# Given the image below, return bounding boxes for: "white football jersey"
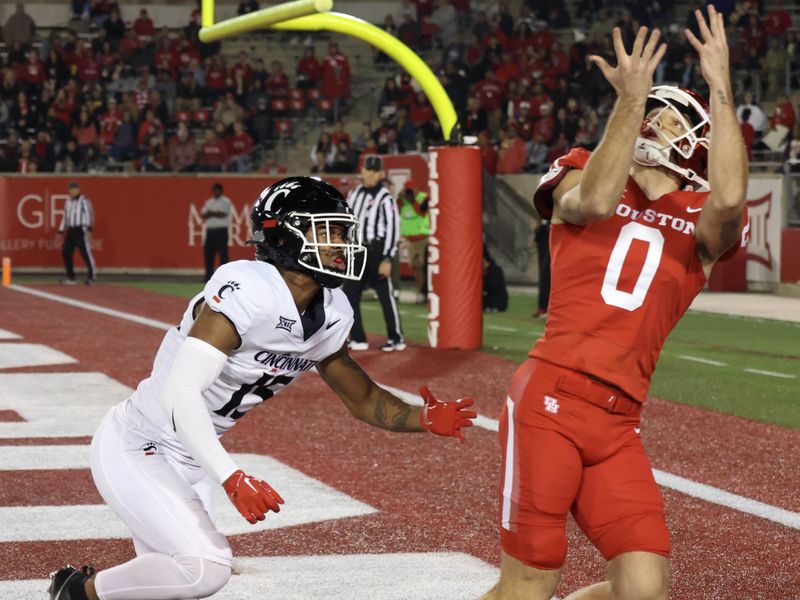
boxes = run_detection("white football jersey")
[116,260,353,463]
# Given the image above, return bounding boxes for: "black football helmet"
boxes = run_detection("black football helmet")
[249,177,366,288]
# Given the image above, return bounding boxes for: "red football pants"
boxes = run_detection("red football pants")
[498,359,670,569]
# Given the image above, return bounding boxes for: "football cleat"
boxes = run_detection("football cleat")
[380,340,407,352]
[48,564,95,600]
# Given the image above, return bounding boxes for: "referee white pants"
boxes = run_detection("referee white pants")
[89,407,232,599]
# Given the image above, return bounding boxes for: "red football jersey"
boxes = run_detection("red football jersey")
[531,148,748,402]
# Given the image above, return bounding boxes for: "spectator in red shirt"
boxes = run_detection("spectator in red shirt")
[321,41,351,120]
[18,50,46,93]
[226,120,254,172]
[740,108,755,160]
[119,30,141,60]
[331,120,351,146]
[475,67,504,135]
[296,46,322,90]
[497,124,526,174]
[262,149,288,175]
[99,96,122,149]
[265,60,289,97]
[133,8,155,41]
[78,49,101,83]
[204,56,229,103]
[231,51,253,97]
[494,51,521,86]
[72,108,98,157]
[169,122,197,172]
[198,128,228,172]
[478,129,497,175]
[771,94,796,131]
[137,109,163,149]
[532,101,555,144]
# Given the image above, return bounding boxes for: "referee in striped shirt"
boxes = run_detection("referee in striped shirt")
[58,181,96,285]
[343,155,406,352]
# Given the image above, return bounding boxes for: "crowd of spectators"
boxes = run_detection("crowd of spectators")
[0,0,352,174]
[2,0,800,176]
[367,0,800,175]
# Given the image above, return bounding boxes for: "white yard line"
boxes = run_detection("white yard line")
[677,354,796,379]
[7,285,799,532]
[743,368,796,379]
[676,355,728,367]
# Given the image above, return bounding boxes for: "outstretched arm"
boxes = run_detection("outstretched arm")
[317,345,477,441]
[317,345,421,431]
[686,6,748,269]
[555,27,666,225]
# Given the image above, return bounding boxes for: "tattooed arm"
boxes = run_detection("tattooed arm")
[686,6,748,270]
[317,345,422,432]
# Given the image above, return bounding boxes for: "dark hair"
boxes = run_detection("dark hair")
[212,182,223,192]
[742,108,751,121]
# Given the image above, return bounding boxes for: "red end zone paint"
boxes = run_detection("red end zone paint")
[0,284,799,597]
[0,410,24,422]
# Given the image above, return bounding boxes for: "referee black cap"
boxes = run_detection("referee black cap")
[212,182,223,192]
[68,181,80,188]
[364,155,382,171]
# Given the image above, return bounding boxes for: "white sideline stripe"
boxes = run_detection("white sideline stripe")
[653,471,800,530]
[0,329,21,340]
[0,343,77,370]
[0,553,500,600]
[7,285,173,331]
[743,368,796,379]
[13,287,800,532]
[677,354,728,366]
[0,452,376,542]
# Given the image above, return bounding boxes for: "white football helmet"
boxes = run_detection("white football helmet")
[633,86,711,191]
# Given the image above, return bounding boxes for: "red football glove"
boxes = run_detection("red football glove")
[419,386,477,443]
[223,469,284,524]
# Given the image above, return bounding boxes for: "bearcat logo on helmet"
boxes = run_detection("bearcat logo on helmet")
[248,177,367,288]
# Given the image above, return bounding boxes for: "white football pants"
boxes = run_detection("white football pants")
[89,407,233,599]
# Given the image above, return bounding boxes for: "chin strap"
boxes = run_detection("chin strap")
[633,137,709,192]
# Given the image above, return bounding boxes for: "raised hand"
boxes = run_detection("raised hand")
[419,386,477,443]
[223,469,284,524]
[589,27,667,101]
[685,5,731,90]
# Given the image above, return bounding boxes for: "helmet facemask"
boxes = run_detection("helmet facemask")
[254,211,366,288]
[633,86,711,191]
[285,212,367,283]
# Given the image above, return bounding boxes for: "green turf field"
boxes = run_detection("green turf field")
[112,280,800,430]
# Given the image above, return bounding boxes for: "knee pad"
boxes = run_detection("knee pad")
[173,555,231,598]
[501,524,567,570]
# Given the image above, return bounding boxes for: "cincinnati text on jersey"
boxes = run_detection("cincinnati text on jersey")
[253,350,318,372]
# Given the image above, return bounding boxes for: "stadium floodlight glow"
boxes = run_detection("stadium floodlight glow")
[199,0,459,142]
[199,0,333,42]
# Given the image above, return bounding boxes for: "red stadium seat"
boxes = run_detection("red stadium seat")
[192,109,210,124]
[307,88,322,102]
[274,118,293,140]
[288,88,305,102]
[316,97,333,117]
[175,111,191,123]
[270,97,289,115]
[289,98,306,115]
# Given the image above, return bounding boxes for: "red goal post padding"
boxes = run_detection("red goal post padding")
[427,147,483,350]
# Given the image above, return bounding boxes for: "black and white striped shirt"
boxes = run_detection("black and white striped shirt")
[59,195,94,232]
[347,184,400,259]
